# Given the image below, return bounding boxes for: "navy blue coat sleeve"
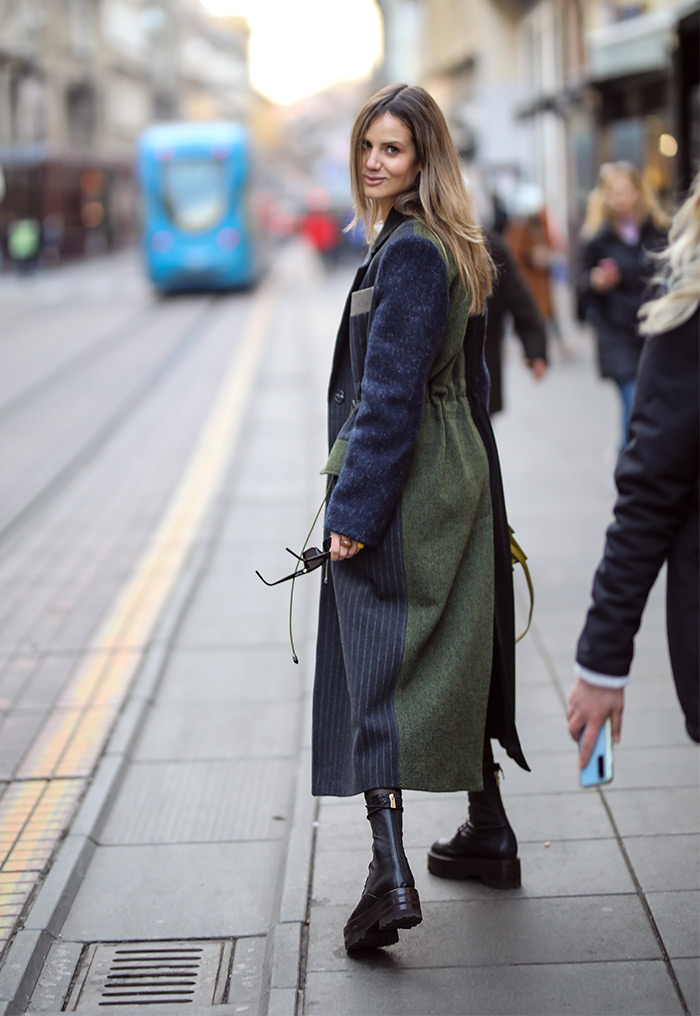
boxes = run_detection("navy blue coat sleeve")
[576,309,700,676]
[324,235,450,546]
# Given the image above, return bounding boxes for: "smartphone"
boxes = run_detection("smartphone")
[579,717,614,787]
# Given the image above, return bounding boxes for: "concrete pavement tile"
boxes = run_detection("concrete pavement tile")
[616,707,691,748]
[311,836,632,908]
[605,746,699,789]
[646,891,700,958]
[306,896,661,972]
[131,699,300,762]
[603,788,699,836]
[314,790,613,853]
[26,941,83,1012]
[672,958,700,1015]
[99,758,294,844]
[497,750,583,792]
[303,960,683,1015]
[514,710,576,751]
[60,841,282,940]
[622,835,699,892]
[0,711,50,780]
[155,647,296,701]
[508,681,565,717]
[228,936,266,1014]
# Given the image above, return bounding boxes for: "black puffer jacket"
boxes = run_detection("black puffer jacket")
[576,308,700,742]
[578,219,666,379]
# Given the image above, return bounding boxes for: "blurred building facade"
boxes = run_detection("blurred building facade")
[0,0,250,262]
[377,0,698,249]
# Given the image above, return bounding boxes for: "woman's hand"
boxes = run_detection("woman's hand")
[590,259,620,292]
[567,678,624,767]
[525,358,547,380]
[330,532,363,562]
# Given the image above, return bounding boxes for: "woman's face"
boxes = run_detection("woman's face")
[605,173,641,220]
[360,112,421,217]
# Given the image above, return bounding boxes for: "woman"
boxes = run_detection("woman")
[578,162,668,449]
[313,84,528,953]
[569,175,700,767]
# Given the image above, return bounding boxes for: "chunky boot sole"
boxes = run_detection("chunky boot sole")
[344,887,422,952]
[427,850,521,889]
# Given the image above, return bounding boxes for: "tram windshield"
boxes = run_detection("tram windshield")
[162,159,226,232]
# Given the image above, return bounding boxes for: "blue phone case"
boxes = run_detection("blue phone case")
[579,718,614,787]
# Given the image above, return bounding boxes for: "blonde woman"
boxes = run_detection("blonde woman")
[570,174,700,766]
[578,162,668,449]
[313,84,529,952]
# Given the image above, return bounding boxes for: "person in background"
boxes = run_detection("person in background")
[505,184,560,344]
[577,162,668,450]
[484,228,548,416]
[568,174,700,766]
[313,84,528,953]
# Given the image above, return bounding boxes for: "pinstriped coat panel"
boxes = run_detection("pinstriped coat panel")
[312,211,527,797]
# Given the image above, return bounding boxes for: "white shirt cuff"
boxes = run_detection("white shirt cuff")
[575,662,630,689]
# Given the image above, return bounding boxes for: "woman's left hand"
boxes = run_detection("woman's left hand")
[330,532,363,562]
[567,678,624,768]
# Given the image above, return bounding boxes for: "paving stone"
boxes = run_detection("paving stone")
[672,958,700,1015]
[623,835,699,892]
[303,960,683,1015]
[311,835,633,909]
[307,896,662,973]
[604,788,700,836]
[646,891,700,959]
[131,699,300,762]
[60,841,282,941]
[154,646,298,702]
[98,758,294,844]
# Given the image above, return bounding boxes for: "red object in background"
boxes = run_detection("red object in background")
[300,211,340,254]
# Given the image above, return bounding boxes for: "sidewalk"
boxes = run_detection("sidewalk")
[9,258,699,1016]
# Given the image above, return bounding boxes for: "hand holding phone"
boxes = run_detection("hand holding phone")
[579,717,614,787]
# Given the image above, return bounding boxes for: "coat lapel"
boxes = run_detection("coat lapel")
[327,210,410,397]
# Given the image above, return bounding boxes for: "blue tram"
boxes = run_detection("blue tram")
[138,122,258,292]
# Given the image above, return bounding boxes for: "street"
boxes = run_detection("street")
[0,246,697,1015]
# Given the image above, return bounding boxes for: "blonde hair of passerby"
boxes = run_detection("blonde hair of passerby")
[639,173,700,336]
[581,161,669,240]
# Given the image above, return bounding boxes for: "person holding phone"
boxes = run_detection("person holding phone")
[578,163,668,451]
[569,175,700,768]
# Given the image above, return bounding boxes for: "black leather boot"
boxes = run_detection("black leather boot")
[427,748,521,889]
[343,789,422,952]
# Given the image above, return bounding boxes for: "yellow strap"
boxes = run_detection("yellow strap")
[509,527,534,643]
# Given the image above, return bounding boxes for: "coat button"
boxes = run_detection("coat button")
[334,389,345,404]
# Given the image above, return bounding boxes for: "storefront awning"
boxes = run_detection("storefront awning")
[586,7,677,81]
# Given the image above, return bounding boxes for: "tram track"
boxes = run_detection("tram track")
[0,293,224,554]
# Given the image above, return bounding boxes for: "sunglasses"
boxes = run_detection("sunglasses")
[255,537,331,587]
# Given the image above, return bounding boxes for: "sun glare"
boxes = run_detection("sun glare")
[201,0,383,105]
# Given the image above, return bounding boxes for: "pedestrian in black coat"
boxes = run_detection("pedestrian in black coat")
[578,162,668,449]
[483,229,548,415]
[569,176,700,766]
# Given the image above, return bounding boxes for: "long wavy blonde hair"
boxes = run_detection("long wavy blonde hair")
[581,161,670,239]
[639,173,700,337]
[348,84,493,314]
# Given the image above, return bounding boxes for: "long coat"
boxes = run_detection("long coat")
[312,210,528,797]
[576,308,699,742]
[578,219,666,380]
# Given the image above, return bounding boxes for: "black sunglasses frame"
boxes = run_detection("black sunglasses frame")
[255,537,331,587]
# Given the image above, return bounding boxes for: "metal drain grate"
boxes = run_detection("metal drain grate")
[67,940,232,1010]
